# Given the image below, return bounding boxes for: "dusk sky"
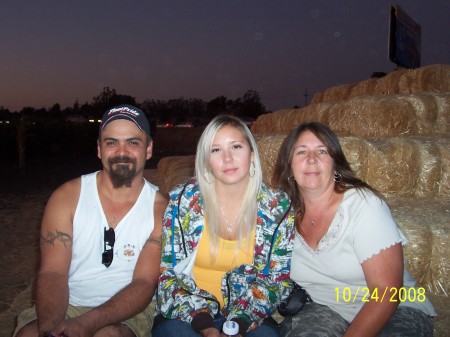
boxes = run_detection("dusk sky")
[1,1,449,112]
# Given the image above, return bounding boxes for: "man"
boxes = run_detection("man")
[14,104,167,337]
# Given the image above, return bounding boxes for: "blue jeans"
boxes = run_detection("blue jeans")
[152,314,280,337]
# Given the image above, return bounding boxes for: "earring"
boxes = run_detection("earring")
[288,175,296,182]
[204,170,215,184]
[249,162,256,177]
[334,172,342,182]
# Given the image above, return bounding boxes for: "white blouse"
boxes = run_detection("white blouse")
[291,188,436,322]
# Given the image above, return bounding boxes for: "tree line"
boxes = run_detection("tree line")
[0,87,267,175]
[0,87,267,126]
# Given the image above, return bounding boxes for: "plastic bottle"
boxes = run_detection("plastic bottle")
[222,320,239,337]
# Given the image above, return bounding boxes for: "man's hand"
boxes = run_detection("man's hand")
[50,316,96,337]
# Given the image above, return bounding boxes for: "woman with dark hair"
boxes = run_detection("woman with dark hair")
[153,115,295,337]
[273,122,435,337]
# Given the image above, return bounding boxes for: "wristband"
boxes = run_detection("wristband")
[231,318,249,336]
[191,312,215,332]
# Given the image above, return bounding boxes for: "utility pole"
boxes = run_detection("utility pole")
[304,88,309,107]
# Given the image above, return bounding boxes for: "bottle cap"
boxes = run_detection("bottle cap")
[223,320,239,335]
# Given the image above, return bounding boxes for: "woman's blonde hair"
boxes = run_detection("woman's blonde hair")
[195,115,262,259]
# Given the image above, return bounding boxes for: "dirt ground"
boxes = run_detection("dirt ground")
[0,154,101,337]
[0,190,45,337]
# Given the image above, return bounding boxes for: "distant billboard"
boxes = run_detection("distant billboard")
[388,5,421,68]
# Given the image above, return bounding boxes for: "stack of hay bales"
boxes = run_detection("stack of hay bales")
[309,64,450,104]
[148,64,449,336]
[251,93,449,136]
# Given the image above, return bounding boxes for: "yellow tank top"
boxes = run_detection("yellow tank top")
[193,223,255,307]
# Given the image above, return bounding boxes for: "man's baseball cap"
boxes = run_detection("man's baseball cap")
[100,104,151,137]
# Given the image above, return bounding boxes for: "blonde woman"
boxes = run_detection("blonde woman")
[153,115,294,337]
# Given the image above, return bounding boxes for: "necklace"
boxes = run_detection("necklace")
[220,207,238,233]
[303,192,338,227]
[302,217,317,227]
[303,210,325,227]
[304,213,323,227]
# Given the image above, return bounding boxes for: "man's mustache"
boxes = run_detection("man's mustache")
[109,156,135,164]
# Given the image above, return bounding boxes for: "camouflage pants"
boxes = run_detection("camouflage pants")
[280,302,433,337]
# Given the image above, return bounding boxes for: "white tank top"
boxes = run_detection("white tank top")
[68,172,158,307]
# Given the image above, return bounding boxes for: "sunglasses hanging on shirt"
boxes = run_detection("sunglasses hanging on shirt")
[102,227,115,267]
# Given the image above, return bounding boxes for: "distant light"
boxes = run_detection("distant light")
[89,119,95,123]
[98,120,102,123]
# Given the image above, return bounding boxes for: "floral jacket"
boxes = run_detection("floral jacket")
[157,177,295,332]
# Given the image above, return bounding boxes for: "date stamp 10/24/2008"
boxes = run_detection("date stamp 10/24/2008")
[335,287,427,303]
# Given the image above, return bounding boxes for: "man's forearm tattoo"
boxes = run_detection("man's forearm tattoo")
[41,230,72,248]
[146,235,162,248]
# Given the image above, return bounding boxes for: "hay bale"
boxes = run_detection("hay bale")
[430,216,450,296]
[312,64,450,104]
[253,105,328,134]
[348,78,378,99]
[252,110,286,133]
[339,137,370,181]
[434,93,450,135]
[373,68,409,96]
[436,138,450,198]
[305,64,449,107]
[284,108,309,131]
[276,109,296,133]
[275,109,297,133]
[143,169,161,188]
[372,136,448,199]
[325,96,418,137]
[283,109,301,132]
[364,139,420,198]
[398,64,450,94]
[255,134,286,182]
[399,94,439,134]
[387,198,450,297]
[251,112,270,133]
[156,155,195,196]
[256,92,448,137]
[277,104,332,134]
[310,91,324,105]
[388,199,433,290]
[321,83,356,103]
[286,106,314,129]
[412,138,442,198]
[260,110,280,133]
[358,136,446,198]
[297,103,330,126]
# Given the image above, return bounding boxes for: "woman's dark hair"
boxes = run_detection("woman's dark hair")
[272,122,382,220]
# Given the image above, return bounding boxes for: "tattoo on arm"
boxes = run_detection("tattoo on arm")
[146,235,162,248]
[41,230,72,248]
